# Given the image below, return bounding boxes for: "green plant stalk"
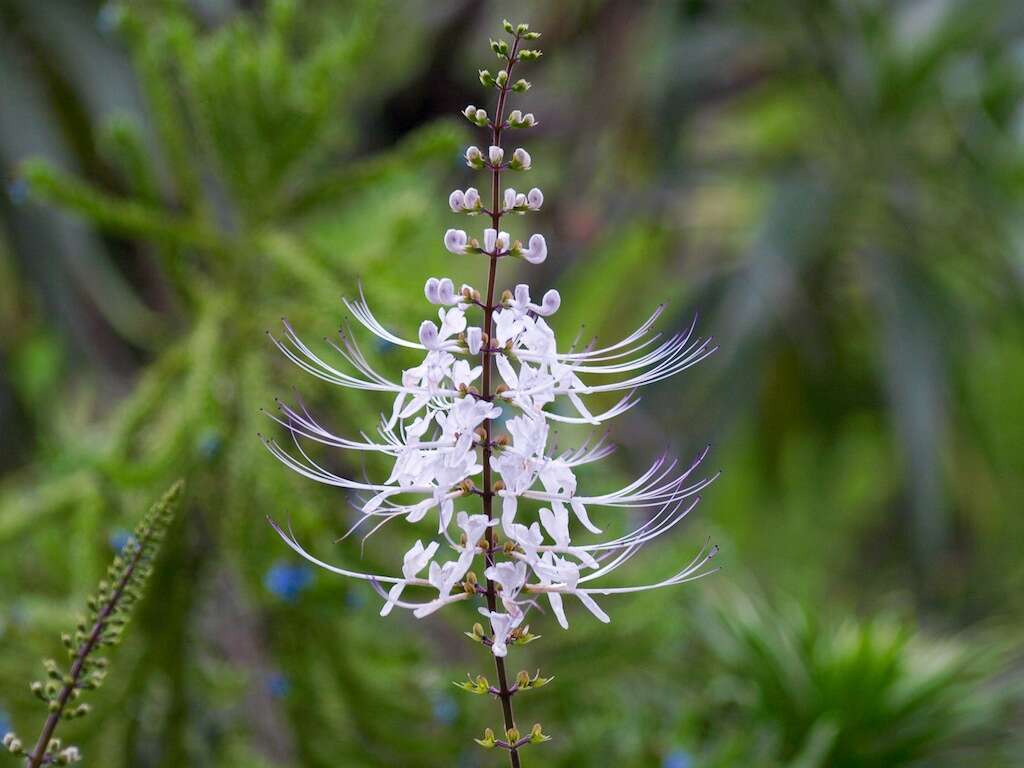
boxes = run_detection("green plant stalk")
[16,481,184,767]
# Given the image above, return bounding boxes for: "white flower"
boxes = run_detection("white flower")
[266,34,719,646]
[382,540,439,616]
[508,284,560,317]
[486,561,527,594]
[451,359,482,389]
[479,608,524,657]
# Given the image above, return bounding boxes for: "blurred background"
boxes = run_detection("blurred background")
[1,0,1023,766]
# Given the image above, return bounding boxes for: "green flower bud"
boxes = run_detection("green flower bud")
[474,727,497,748]
[530,723,551,744]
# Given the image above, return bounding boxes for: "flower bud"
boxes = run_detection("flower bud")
[466,327,483,355]
[479,69,495,87]
[503,187,517,212]
[488,145,504,166]
[436,278,456,304]
[510,148,531,170]
[519,49,543,61]
[496,69,509,86]
[444,228,468,254]
[463,187,481,210]
[527,187,543,210]
[522,112,536,127]
[507,109,523,126]
[474,108,487,125]
[465,146,484,168]
[448,189,465,212]
[537,289,561,316]
[503,19,515,33]
[506,727,521,744]
[475,727,497,748]
[522,233,547,264]
[418,321,439,350]
[58,746,82,764]
[516,670,530,688]
[463,104,476,120]
[529,723,551,744]
[511,78,531,92]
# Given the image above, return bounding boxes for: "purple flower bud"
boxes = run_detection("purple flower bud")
[522,233,547,263]
[538,289,561,315]
[424,277,441,304]
[444,228,468,254]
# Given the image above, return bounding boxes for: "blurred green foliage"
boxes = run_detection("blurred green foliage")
[0,0,1022,766]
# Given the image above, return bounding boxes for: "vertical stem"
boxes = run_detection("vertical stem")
[479,33,523,768]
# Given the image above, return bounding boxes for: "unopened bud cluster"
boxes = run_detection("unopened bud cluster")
[4,483,182,767]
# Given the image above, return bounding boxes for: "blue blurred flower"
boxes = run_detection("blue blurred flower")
[432,694,458,725]
[109,529,134,552]
[264,562,313,602]
[664,749,693,768]
[196,429,223,460]
[268,673,291,699]
[345,588,367,610]
[7,178,29,206]
[96,3,123,34]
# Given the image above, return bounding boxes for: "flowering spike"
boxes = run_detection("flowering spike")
[265,18,719,756]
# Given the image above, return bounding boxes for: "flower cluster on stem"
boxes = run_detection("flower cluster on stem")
[265,19,718,765]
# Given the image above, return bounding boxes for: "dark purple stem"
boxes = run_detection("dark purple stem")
[480,31,524,768]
